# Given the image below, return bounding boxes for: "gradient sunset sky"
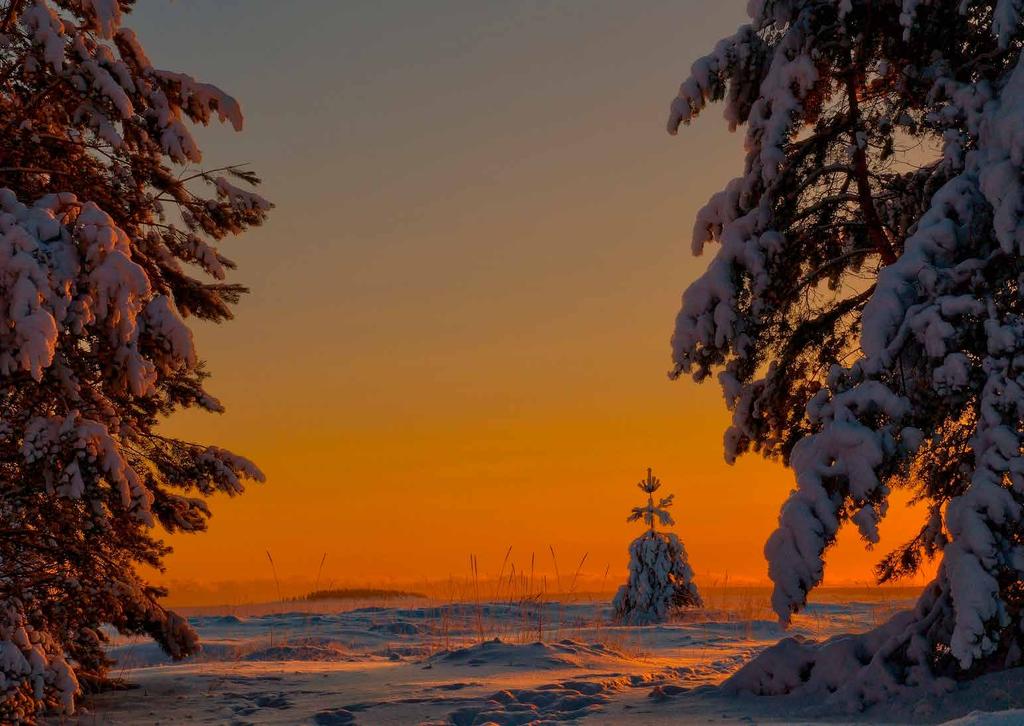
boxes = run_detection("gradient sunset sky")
[128,1,931,603]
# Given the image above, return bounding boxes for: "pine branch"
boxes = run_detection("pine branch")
[1,0,24,33]
[844,51,897,265]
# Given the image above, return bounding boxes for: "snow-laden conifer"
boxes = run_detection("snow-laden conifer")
[612,469,701,624]
[667,0,1024,707]
[0,2,267,720]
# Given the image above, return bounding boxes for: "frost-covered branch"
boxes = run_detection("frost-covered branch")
[0,0,270,718]
[665,0,1024,704]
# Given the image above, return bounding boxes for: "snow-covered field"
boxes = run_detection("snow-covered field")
[65,593,1024,725]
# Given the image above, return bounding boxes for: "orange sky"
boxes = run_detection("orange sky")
[128,1,937,604]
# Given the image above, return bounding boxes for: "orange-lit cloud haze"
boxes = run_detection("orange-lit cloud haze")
[128,1,935,604]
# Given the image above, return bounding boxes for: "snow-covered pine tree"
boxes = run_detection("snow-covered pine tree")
[667,0,1024,707]
[0,2,268,720]
[612,468,701,624]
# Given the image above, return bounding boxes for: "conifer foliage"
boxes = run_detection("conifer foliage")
[0,1,268,720]
[612,468,701,624]
[668,0,1024,706]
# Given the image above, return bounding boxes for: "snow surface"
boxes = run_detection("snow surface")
[55,595,1024,724]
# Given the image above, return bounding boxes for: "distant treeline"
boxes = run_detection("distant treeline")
[297,588,427,601]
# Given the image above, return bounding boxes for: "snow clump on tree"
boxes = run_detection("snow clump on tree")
[665,0,1024,710]
[612,468,702,624]
[0,1,269,720]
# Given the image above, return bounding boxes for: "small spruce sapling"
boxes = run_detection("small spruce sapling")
[612,468,702,624]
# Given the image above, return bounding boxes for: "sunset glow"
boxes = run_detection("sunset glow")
[118,1,935,604]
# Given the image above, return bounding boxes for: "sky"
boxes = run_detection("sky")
[125,1,934,604]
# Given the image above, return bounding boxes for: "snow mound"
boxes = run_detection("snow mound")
[241,642,356,662]
[190,614,245,626]
[109,635,360,666]
[432,638,627,670]
[673,651,759,679]
[446,676,648,724]
[311,708,356,725]
[443,669,711,723]
[448,688,611,725]
[369,621,421,635]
